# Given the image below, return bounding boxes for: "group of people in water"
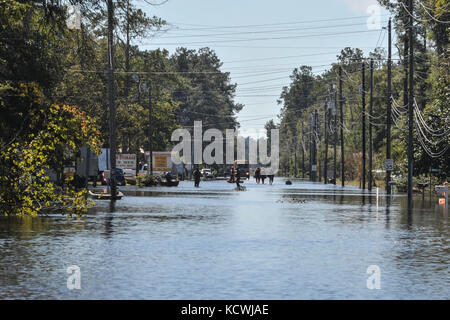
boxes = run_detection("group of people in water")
[252,167,274,185]
[190,166,277,188]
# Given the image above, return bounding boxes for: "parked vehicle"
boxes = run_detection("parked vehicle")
[201,168,214,179]
[138,151,173,177]
[235,160,250,180]
[155,172,179,187]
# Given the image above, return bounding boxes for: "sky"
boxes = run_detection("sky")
[134,0,391,138]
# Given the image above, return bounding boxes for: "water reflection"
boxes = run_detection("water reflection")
[103,214,114,238]
[0,180,448,299]
[109,200,116,213]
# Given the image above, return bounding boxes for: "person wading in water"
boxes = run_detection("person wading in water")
[193,167,201,187]
[254,167,261,184]
[235,167,241,188]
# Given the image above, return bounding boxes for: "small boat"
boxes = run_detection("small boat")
[88,190,124,200]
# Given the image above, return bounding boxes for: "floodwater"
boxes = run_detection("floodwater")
[0,178,448,299]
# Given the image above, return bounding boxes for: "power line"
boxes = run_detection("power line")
[417,1,450,24]
[157,21,388,39]
[223,52,338,64]
[146,29,381,46]
[167,14,391,31]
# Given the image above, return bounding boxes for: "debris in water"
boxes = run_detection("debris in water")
[277,197,306,204]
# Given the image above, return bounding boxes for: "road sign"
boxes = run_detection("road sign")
[431,168,441,173]
[384,159,394,171]
[312,165,317,172]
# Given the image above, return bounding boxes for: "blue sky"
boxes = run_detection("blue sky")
[135,0,391,138]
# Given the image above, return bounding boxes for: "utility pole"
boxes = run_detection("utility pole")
[301,121,305,179]
[107,0,117,200]
[407,0,415,203]
[310,115,313,181]
[313,109,318,182]
[333,87,337,185]
[294,134,298,178]
[386,18,392,194]
[123,0,131,154]
[148,84,153,176]
[339,66,344,187]
[368,59,374,191]
[403,33,409,111]
[361,62,366,189]
[324,101,329,184]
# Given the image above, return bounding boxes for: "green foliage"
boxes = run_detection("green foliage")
[171,47,243,131]
[0,1,102,215]
[277,1,450,186]
[137,174,157,187]
[0,85,101,216]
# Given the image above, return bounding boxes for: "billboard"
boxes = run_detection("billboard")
[116,154,136,170]
[99,149,136,172]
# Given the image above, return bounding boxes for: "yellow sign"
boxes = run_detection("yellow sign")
[154,155,167,168]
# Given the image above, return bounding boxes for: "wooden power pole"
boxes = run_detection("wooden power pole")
[368,59,374,191]
[324,101,329,184]
[339,66,344,187]
[386,18,393,195]
[301,121,305,179]
[333,87,337,185]
[148,84,153,176]
[107,0,117,200]
[361,62,366,189]
[407,0,415,203]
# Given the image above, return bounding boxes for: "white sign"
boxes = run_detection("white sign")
[385,159,394,171]
[312,165,317,172]
[116,154,136,170]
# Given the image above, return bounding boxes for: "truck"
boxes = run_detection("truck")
[234,160,250,180]
[139,151,174,177]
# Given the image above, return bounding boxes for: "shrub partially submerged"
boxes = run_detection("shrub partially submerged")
[137,174,158,187]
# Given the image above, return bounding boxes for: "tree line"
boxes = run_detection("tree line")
[273,0,449,188]
[0,0,242,215]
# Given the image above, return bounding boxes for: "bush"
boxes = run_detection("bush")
[395,175,408,193]
[137,174,157,187]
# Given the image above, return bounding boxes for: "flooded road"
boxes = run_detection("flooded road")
[0,179,448,299]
